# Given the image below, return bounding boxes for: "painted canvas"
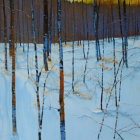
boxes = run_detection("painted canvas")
[0,0,140,140]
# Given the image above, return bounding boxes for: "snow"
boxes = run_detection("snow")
[0,37,140,140]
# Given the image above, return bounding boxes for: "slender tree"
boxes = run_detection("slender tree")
[30,0,41,139]
[64,0,67,44]
[26,14,30,78]
[43,0,48,71]
[110,1,117,107]
[3,0,8,70]
[83,0,90,84]
[82,0,86,59]
[100,0,105,110]
[37,0,41,43]
[57,0,66,139]
[10,0,17,135]
[72,0,75,93]
[123,0,128,67]
[93,0,101,61]
[48,0,53,60]
[17,0,21,46]
[22,0,25,52]
[118,0,128,67]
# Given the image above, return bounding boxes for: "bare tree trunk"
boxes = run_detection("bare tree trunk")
[48,0,53,60]
[83,0,90,84]
[3,0,8,70]
[57,0,66,139]
[30,0,41,139]
[22,0,25,52]
[100,1,105,110]
[123,0,128,67]
[111,1,117,107]
[37,0,41,44]
[82,0,86,59]
[43,0,48,71]
[93,0,101,61]
[17,0,21,46]
[64,0,67,45]
[27,15,30,78]
[10,0,17,135]
[86,0,89,47]
[72,0,75,93]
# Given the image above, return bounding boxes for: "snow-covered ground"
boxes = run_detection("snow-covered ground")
[0,37,140,140]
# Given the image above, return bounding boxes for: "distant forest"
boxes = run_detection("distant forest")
[0,0,140,43]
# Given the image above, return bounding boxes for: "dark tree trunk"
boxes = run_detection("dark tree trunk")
[43,0,49,71]
[3,0,8,70]
[123,0,128,67]
[93,0,101,61]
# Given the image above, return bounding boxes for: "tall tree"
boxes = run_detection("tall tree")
[57,0,66,139]
[10,0,17,135]
[83,0,90,83]
[86,0,89,47]
[22,0,25,52]
[123,0,128,67]
[48,0,53,60]
[100,2,105,110]
[82,0,86,59]
[110,0,117,107]
[37,0,41,43]
[72,0,75,93]
[43,0,48,71]
[26,4,30,78]
[93,0,101,61]
[3,0,8,70]
[64,0,67,44]
[17,0,21,46]
[30,0,41,139]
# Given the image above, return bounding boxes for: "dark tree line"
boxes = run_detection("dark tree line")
[0,0,140,43]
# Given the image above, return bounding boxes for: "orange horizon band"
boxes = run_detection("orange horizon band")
[68,0,140,5]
